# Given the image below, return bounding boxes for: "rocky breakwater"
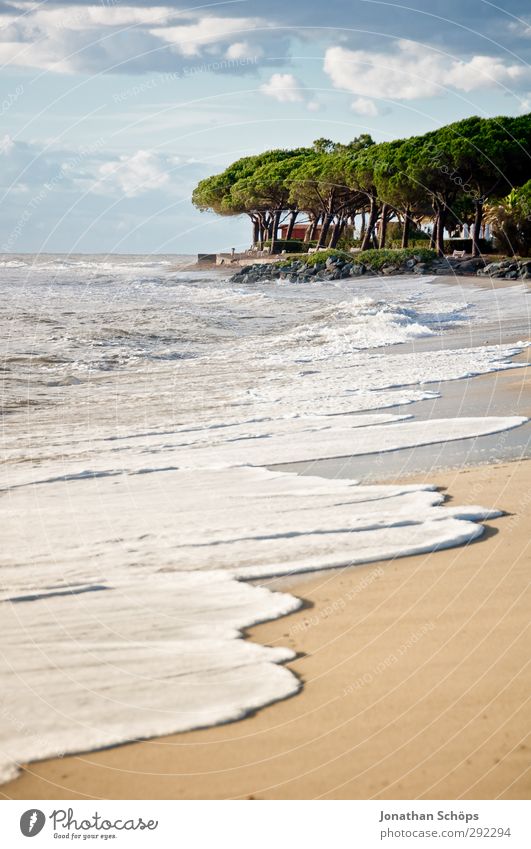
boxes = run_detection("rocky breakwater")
[229,249,489,285]
[477,258,531,280]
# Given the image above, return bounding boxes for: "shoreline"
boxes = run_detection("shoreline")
[2,272,529,801]
[3,455,530,801]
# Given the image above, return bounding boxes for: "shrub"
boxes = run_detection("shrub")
[443,238,494,254]
[389,239,432,249]
[355,247,436,270]
[263,239,306,253]
[484,182,531,257]
[386,222,428,241]
[298,249,353,266]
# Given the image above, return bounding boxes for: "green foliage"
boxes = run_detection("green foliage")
[386,222,429,241]
[389,239,433,249]
[263,239,307,253]
[484,180,531,256]
[291,249,353,267]
[355,248,437,269]
[191,114,531,258]
[442,238,494,253]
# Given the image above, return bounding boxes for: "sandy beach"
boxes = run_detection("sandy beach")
[1,266,529,802]
[2,3,531,829]
[3,454,529,800]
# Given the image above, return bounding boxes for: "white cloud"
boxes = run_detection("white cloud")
[447,54,525,92]
[306,99,321,112]
[95,150,170,197]
[0,135,15,155]
[508,20,531,38]
[324,40,528,102]
[149,16,263,58]
[0,135,226,253]
[18,4,179,31]
[225,41,263,61]
[351,97,379,116]
[0,4,271,73]
[261,72,305,103]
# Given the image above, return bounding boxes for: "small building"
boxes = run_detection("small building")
[279,223,322,241]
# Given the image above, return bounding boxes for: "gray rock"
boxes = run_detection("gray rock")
[457,258,485,273]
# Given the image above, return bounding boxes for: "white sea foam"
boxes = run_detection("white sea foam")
[0,569,300,784]
[0,258,529,781]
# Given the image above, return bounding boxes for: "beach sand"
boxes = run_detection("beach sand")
[3,454,530,801]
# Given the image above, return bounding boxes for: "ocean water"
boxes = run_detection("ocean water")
[1,254,529,782]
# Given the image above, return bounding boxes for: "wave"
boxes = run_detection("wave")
[0,261,529,783]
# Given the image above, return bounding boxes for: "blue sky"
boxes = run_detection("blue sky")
[1,0,530,254]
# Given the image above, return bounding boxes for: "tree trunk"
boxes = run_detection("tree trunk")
[285,210,297,241]
[269,209,281,254]
[257,214,266,249]
[436,206,447,257]
[361,196,378,251]
[430,214,438,251]
[472,200,483,257]
[306,214,320,242]
[401,207,411,248]
[378,203,389,249]
[251,216,259,246]
[328,216,345,249]
[359,209,366,243]
[317,213,334,249]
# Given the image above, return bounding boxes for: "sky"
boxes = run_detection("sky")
[1,0,531,254]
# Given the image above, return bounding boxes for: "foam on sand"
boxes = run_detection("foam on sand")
[1,259,529,783]
[0,464,511,781]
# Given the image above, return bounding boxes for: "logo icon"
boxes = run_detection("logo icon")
[20,810,46,837]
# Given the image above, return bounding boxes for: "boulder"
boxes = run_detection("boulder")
[457,258,485,273]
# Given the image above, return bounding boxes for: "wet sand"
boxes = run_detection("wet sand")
[3,457,530,800]
[2,279,529,801]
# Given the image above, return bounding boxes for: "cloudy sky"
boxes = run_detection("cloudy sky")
[1,0,530,253]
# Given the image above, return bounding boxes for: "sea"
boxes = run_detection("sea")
[1,253,530,782]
